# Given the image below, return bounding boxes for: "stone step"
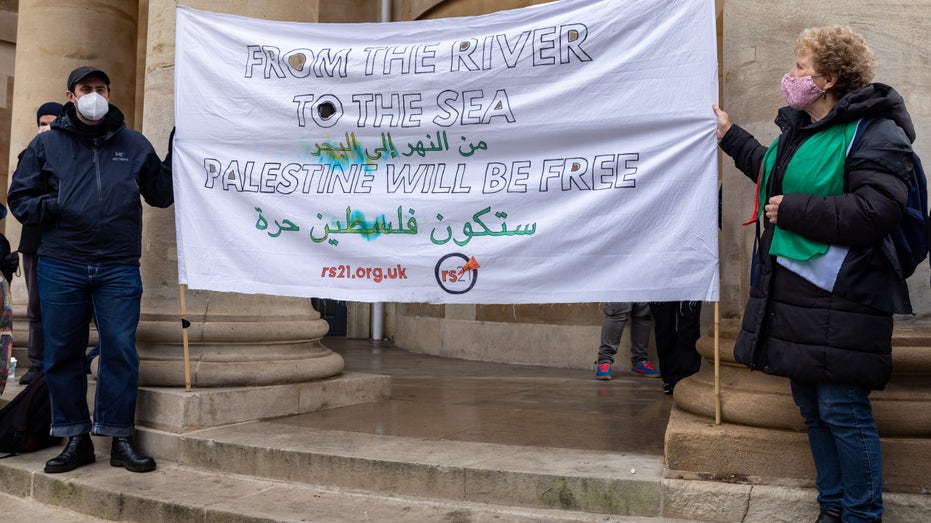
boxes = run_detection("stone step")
[169,419,666,516]
[0,492,107,522]
[0,447,703,523]
[151,417,931,523]
[5,438,931,523]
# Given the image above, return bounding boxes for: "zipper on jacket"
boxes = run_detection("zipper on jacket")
[769,131,809,201]
[94,146,103,200]
[94,144,104,257]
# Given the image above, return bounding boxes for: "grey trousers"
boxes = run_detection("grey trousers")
[597,302,651,366]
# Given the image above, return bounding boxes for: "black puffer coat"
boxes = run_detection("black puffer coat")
[8,103,173,266]
[720,83,915,390]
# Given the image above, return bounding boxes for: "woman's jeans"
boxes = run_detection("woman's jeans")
[38,257,142,438]
[791,380,883,523]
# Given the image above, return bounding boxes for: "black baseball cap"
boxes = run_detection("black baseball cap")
[67,66,111,93]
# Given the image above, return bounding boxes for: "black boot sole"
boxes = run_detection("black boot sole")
[44,454,95,474]
[110,457,157,473]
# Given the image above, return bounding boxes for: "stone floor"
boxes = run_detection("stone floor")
[309,337,673,455]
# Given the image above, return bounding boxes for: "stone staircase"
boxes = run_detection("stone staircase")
[3,417,931,522]
[0,368,708,522]
[0,422,704,522]
[3,343,930,522]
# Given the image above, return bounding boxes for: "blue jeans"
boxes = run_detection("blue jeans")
[791,380,883,523]
[38,257,142,438]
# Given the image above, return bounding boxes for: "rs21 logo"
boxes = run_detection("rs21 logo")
[434,253,478,295]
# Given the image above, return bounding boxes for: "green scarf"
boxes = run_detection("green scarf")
[758,120,859,261]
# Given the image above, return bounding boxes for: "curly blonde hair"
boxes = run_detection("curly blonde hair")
[796,26,875,95]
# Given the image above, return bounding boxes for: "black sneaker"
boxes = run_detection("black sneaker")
[662,380,676,395]
[18,367,41,386]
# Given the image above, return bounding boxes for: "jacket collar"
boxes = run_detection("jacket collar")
[53,102,127,140]
[774,83,915,143]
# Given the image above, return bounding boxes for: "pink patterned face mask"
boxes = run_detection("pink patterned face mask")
[781,73,824,110]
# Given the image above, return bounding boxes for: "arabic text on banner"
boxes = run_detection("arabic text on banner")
[173,0,720,303]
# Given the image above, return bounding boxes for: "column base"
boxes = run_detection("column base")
[665,404,931,494]
[135,291,343,387]
[134,371,391,435]
[136,338,344,387]
[667,325,931,494]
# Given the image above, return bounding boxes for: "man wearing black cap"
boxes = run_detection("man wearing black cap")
[8,65,173,474]
[36,101,62,134]
[15,101,63,387]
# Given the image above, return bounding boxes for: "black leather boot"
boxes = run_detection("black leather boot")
[815,507,842,523]
[110,436,156,473]
[44,433,95,473]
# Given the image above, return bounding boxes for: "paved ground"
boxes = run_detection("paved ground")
[301,337,674,455]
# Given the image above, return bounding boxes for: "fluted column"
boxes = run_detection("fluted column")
[136,0,341,387]
[7,0,140,351]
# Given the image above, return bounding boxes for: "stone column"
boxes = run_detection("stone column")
[136,0,342,387]
[8,1,139,169]
[664,0,931,493]
[7,0,140,353]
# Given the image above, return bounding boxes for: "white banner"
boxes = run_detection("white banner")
[173,0,719,304]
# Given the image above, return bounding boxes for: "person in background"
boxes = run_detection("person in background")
[714,26,913,523]
[8,66,174,474]
[595,302,659,380]
[649,301,702,396]
[16,101,63,387]
[36,102,61,134]
[0,201,9,397]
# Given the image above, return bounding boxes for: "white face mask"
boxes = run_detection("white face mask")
[76,92,109,121]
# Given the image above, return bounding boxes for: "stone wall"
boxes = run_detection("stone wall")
[393,302,607,369]
[0,7,14,206]
[720,0,931,323]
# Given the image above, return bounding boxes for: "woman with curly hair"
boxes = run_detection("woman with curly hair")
[714,26,915,523]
